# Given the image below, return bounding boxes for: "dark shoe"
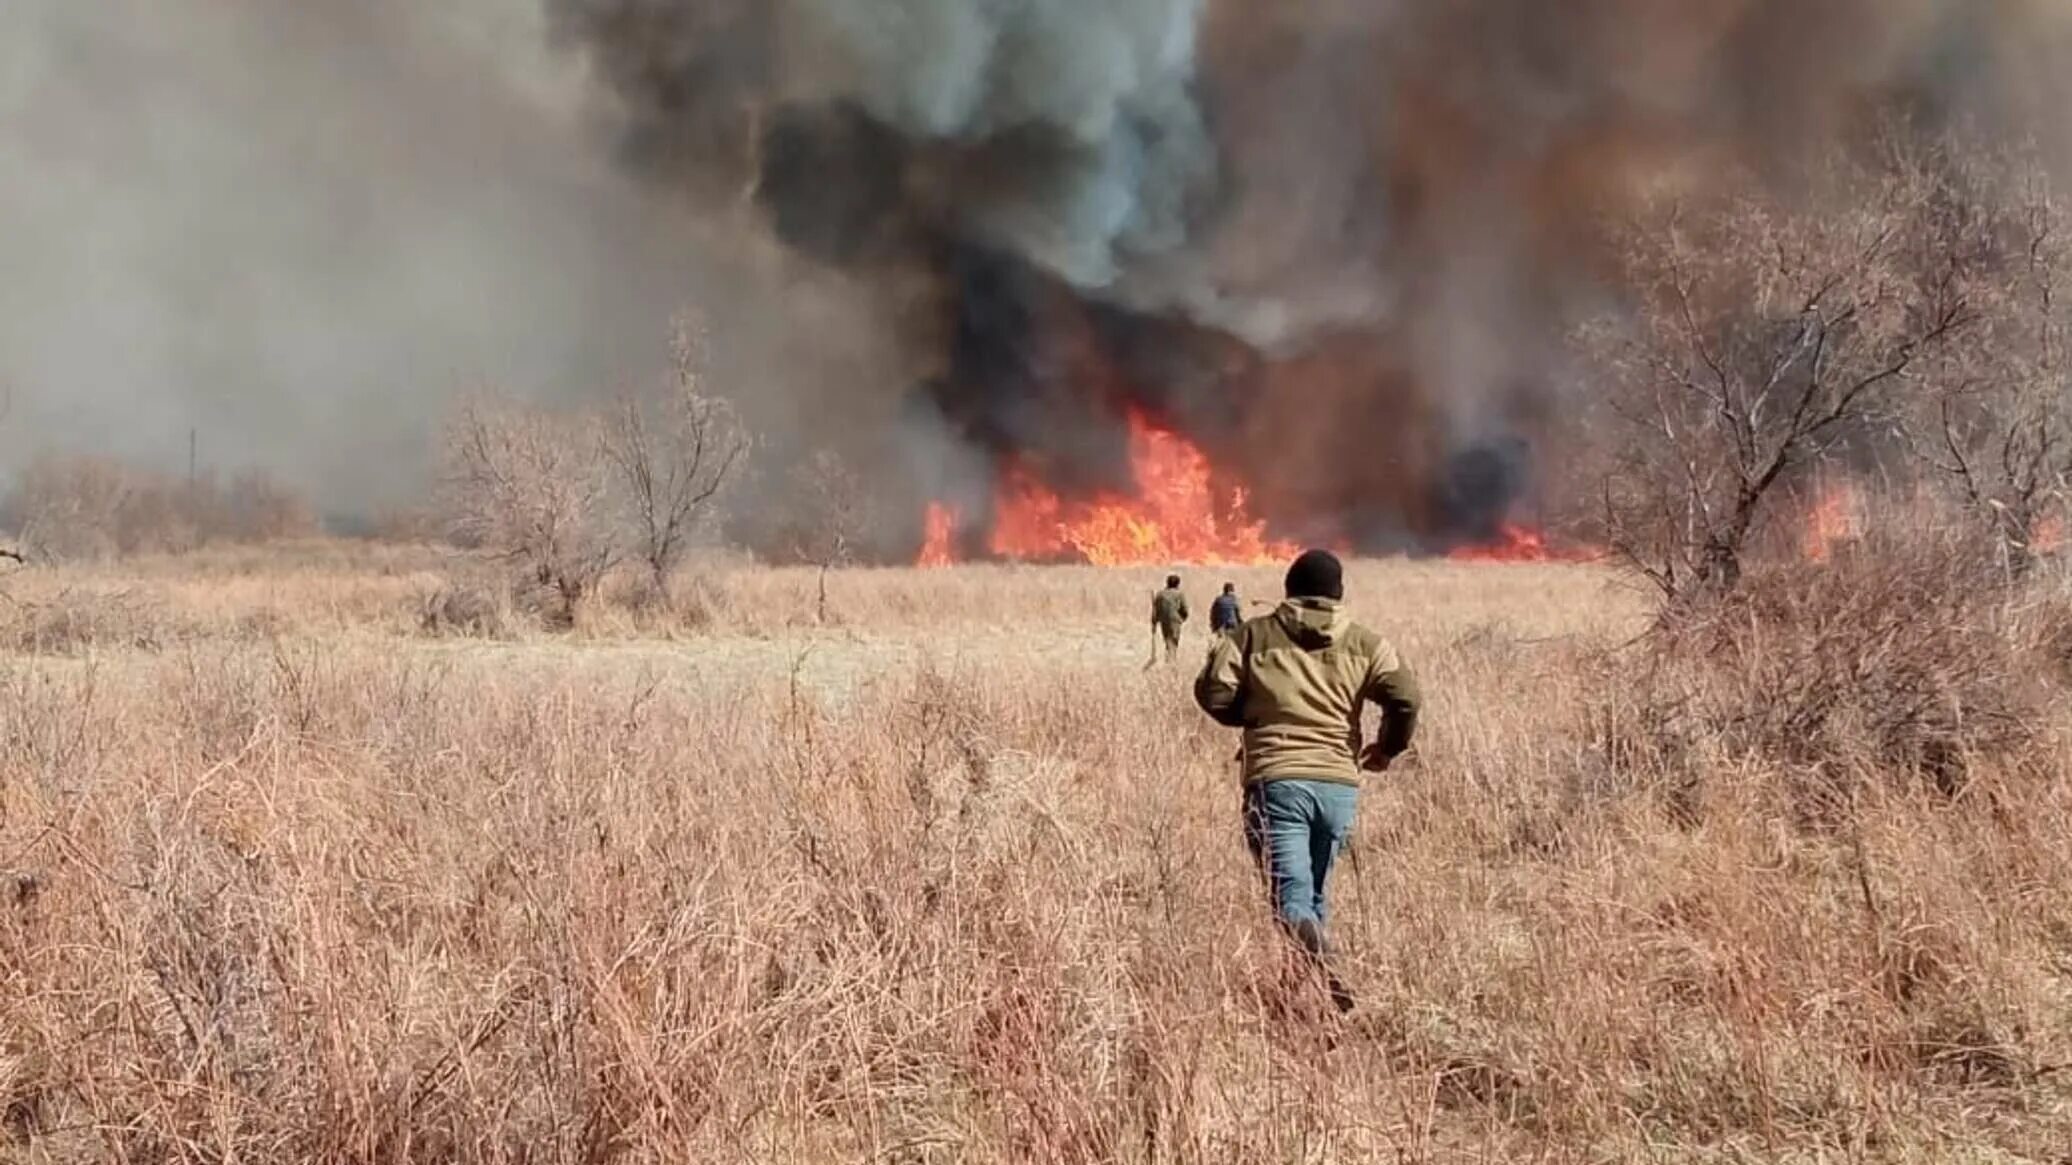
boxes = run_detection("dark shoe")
[1325,972,1356,1015]
[1291,919,1329,959]
[1288,921,1354,1014]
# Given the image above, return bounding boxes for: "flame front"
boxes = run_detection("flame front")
[918,502,960,568]
[922,410,1300,567]
[1804,482,1864,563]
[1449,522,1594,563]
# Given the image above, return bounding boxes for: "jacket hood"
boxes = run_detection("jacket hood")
[1274,598,1349,648]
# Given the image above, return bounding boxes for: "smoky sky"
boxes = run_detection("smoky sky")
[7,0,2072,543]
[552,0,2072,550]
[0,0,748,510]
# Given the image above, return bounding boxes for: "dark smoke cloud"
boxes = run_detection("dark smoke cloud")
[551,0,2072,553]
[9,1,2071,549]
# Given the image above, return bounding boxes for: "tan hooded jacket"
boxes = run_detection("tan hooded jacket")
[1194,598,1420,786]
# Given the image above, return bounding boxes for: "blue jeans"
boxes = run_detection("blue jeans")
[1242,779,1359,937]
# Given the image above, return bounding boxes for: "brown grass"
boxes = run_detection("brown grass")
[3,546,2070,1162]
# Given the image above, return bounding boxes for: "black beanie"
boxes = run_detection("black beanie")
[1284,548,1345,601]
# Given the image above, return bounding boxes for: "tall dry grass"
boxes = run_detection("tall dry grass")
[2,547,2070,1162]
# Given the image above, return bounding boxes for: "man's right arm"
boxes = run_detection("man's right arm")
[1193,627,1247,727]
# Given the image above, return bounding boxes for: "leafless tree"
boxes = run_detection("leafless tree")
[790,448,875,625]
[600,319,751,599]
[441,395,619,627]
[1585,151,1978,599]
[1910,154,2072,578]
[8,454,131,562]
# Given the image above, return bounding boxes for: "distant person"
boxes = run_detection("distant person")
[1193,548,1420,1013]
[1150,574,1191,664]
[1210,582,1243,635]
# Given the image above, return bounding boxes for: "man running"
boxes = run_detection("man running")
[1193,549,1420,1011]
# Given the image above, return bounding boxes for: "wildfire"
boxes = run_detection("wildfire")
[1448,522,1594,564]
[918,502,960,568]
[921,410,1301,567]
[1804,482,1864,563]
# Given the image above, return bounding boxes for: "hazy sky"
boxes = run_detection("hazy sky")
[0,0,710,510]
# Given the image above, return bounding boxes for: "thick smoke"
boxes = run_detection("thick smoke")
[8,2,2071,548]
[556,0,2072,553]
[0,0,911,516]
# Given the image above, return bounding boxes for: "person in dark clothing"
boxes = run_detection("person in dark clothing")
[1151,575,1190,663]
[1210,582,1243,635]
[1194,549,1420,1013]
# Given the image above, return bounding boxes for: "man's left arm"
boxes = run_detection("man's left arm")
[1362,649,1421,769]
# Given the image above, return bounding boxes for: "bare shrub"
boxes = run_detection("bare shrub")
[1598,522,2053,816]
[0,587,178,654]
[1585,145,1978,600]
[6,454,320,561]
[1907,149,2072,577]
[8,454,130,561]
[440,395,619,629]
[784,448,876,624]
[600,318,750,600]
[218,469,322,543]
[417,582,516,639]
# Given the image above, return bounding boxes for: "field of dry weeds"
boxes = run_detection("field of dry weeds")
[3,543,2070,1163]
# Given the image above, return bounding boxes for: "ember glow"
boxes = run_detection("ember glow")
[923,411,1302,567]
[918,503,961,569]
[1804,483,1865,563]
[1448,522,1595,564]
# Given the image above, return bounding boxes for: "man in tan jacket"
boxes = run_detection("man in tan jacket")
[1194,548,1419,1010]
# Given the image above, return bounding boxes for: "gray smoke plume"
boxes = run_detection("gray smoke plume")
[550,0,1214,288]
[9,0,2072,548]
[0,0,799,513]
[554,0,2072,552]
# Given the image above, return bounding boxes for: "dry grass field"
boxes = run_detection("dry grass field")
[2,543,2070,1163]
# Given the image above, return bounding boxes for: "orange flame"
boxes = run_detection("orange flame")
[918,502,960,569]
[921,410,1301,567]
[1449,522,1594,563]
[1804,482,1863,563]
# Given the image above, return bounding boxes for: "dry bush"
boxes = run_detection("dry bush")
[7,454,131,561]
[1594,523,2061,822]
[0,587,180,655]
[416,581,519,639]
[1908,148,2072,575]
[5,454,320,562]
[218,468,323,543]
[440,396,620,629]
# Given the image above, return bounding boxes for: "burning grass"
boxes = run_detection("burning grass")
[2,546,2070,1161]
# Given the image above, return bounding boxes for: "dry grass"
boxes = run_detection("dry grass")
[3,545,2070,1162]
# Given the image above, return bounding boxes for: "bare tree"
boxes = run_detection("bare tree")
[1586,151,1977,599]
[1912,154,2072,577]
[441,395,619,627]
[790,448,875,625]
[600,319,751,599]
[8,454,131,562]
